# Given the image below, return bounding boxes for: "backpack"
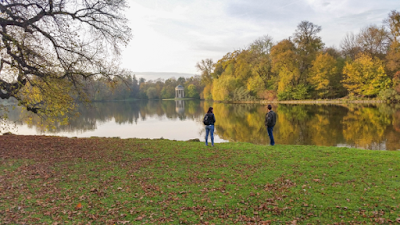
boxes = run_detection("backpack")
[203,113,212,125]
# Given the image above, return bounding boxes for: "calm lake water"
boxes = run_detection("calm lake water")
[4,100,400,150]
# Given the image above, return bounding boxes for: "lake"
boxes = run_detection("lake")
[4,100,400,150]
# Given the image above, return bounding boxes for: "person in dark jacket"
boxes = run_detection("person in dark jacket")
[205,107,216,146]
[265,104,277,146]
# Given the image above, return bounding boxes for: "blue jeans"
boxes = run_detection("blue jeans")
[267,126,275,146]
[205,125,214,146]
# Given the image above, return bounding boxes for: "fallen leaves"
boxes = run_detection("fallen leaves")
[75,203,83,210]
[1,136,400,224]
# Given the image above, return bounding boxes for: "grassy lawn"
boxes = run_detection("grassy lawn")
[1,135,399,224]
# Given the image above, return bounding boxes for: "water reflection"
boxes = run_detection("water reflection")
[176,100,185,114]
[5,100,400,150]
[209,103,400,150]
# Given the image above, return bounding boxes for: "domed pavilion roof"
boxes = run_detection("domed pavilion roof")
[175,85,184,90]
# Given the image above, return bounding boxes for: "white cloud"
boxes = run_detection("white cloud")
[121,0,400,77]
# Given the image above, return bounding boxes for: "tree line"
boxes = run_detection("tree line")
[196,10,400,102]
[78,74,203,101]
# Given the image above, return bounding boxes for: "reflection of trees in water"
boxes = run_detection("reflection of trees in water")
[342,106,389,149]
[6,101,400,150]
[67,100,204,132]
[276,104,348,146]
[9,100,205,134]
[212,103,400,150]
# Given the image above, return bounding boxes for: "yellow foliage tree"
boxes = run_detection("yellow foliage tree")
[271,40,300,93]
[212,76,237,101]
[201,84,213,100]
[342,53,391,96]
[18,77,77,129]
[0,1,131,129]
[246,75,264,94]
[309,53,338,98]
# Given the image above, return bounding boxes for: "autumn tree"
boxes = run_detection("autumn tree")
[270,39,301,100]
[341,25,389,63]
[342,53,391,97]
[309,53,338,98]
[386,41,400,77]
[212,75,237,101]
[340,33,362,60]
[196,59,214,85]
[356,25,389,59]
[293,21,325,84]
[0,0,131,122]
[385,10,400,81]
[384,10,400,42]
[248,36,275,89]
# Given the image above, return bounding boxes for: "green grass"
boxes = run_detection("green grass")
[1,136,400,224]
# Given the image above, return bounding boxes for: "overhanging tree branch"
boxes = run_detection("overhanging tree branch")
[0,0,131,115]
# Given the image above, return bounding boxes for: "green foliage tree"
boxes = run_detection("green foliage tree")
[160,86,175,99]
[146,87,158,99]
[186,84,199,98]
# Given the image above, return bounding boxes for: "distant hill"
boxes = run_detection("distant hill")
[132,72,197,81]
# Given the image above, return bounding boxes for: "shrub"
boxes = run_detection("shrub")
[232,87,255,101]
[292,84,311,100]
[379,88,400,102]
[257,90,278,101]
[277,85,311,100]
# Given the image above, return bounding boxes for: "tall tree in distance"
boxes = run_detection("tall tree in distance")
[341,33,362,60]
[249,35,275,89]
[0,0,131,121]
[196,58,214,99]
[293,21,324,84]
[356,25,389,60]
[196,59,214,85]
[384,10,400,42]
[271,39,301,99]
[385,10,400,82]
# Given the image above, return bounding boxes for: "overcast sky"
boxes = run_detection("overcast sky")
[121,0,400,78]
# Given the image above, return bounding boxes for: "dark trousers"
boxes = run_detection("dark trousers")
[267,126,275,146]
